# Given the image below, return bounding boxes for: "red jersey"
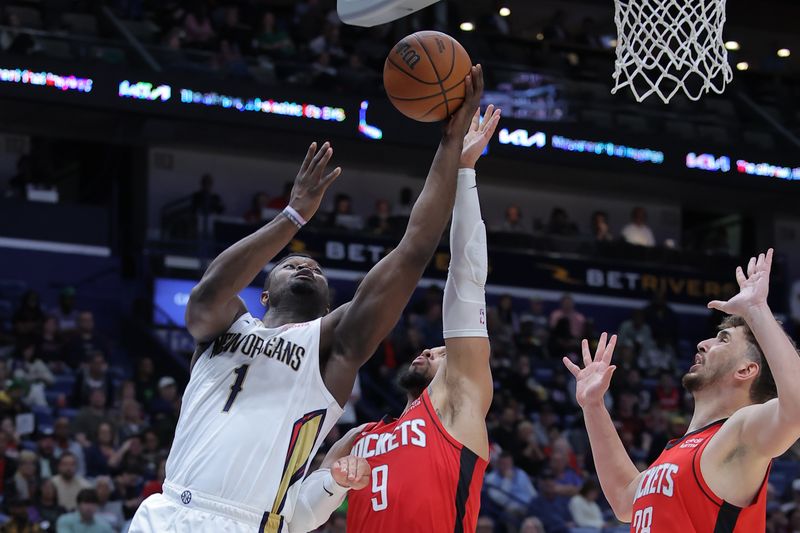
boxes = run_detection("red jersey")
[630,420,769,533]
[346,389,487,533]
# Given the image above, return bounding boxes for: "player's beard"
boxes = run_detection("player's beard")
[682,362,726,394]
[397,366,431,396]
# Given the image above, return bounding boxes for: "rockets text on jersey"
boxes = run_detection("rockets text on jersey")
[346,389,487,533]
[630,420,769,533]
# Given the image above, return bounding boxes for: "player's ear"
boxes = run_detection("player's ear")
[735,360,759,382]
[261,291,270,307]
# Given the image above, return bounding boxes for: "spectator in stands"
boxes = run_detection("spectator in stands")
[617,309,655,353]
[72,389,114,442]
[527,470,572,533]
[40,315,65,365]
[520,516,546,533]
[327,193,363,230]
[84,422,126,478]
[655,372,680,412]
[115,467,144,521]
[366,199,392,235]
[253,12,295,60]
[309,23,346,62]
[485,452,538,518]
[393,187,414,217]
[476,515,496,533]
[568,479,605,528]
[549,317,580,361]
[520,298,549,331]
[36,431,56,479]
[134,358,157,407]
[513,420,547,476]
[117,434,147,477]
[267,182,292,210]
[51,452,91,511]
[117,400,145,442]
[72,353,113,407]
[310,52,338,89]
[217,5,251,55]
[501,204,527,233]
[495,295,520,334]
[56,488,113,533]
[4,496,37,532]
[243,192,270,224]
[53,418,85,477]
[61,311,109,369]
[643,292,679,346]
[11,450,38,501]
[591,210,613,241]
[12,342,54,400]
[622,206,656,247]
[36,477,65,526]
[191,173,225,216]
[149,377,180,444]
[549,294,586,338]
[53,287,78,334]
[183,5,215,48]
[12,290,45,346]
[141,458,166,499]
[546,207,579,236]
[4,154,35,198]
[94,475,124,531]
[548,449,582,497]
[340,53,375,93]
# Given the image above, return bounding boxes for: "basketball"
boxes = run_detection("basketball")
[383,31,472,122]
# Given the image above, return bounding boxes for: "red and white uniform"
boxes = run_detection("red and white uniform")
[347,389,487,533]
[630,420,769,533]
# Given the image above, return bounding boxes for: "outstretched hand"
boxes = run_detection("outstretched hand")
[708,248,773,318]
[563,333,617,409]
[289,141,343,220]
[460,104,502,169]
[445,64,485,141]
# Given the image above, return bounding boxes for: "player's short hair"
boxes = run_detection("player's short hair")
[77,489,98,504]
[263,253,316,291]
[720,315,799,403]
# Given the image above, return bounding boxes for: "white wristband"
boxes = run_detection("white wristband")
[282,206,307,228]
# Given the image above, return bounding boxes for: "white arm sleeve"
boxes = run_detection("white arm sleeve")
[443,168,488,339]
[287,469,349,533]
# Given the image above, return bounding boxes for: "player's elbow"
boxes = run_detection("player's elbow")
[610,501,633,524]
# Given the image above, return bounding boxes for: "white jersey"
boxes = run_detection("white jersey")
[164,313,343,529]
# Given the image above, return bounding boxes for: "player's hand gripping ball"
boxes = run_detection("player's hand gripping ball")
[332,455,371,490]
[384,31,472,122]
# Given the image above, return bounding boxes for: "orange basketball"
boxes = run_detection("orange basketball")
[383,31,472,123]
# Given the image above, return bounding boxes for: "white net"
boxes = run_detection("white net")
[611,0,733,103]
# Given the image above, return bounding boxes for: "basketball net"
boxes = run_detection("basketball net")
[611,0,733,103]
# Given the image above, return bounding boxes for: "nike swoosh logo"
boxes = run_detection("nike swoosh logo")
[469,185,478,189]
[324,487,333,497]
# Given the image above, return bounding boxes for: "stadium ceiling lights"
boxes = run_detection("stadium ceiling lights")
[459,22,475,31]
[736,61,749,71]
[499,7,511,17]
[724,40,740,51]
[777,48,791,58]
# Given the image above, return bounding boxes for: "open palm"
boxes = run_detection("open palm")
[563,333,617,409]
[460,104,502,168]
[708,248,772,317]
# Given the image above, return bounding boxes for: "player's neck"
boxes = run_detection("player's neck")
[261,306,321,328]
[402,390,423,413]
[688,390,750,433]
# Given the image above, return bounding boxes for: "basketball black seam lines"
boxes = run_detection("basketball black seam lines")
[386,57,441,86]
[413,34,450,117]
[418,97,465,120]
[386,79,465,102]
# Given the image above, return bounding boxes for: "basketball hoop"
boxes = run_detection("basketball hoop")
[611,0,733,103]
[337,0,442,27]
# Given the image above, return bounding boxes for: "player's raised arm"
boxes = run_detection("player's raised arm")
[320,65,485,406]
[185,143,341,343]
[563,334,642,522]
[707,249,800,458]
[436,105,501,430]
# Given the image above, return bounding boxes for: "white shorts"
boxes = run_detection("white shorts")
[129,481,287,533]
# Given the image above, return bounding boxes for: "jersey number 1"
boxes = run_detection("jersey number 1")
[222,364,250,412]
[633,506,653,533]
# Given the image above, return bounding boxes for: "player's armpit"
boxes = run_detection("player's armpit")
[732,400,800,459]
[441,337,492,415]
[185,295,248,345]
